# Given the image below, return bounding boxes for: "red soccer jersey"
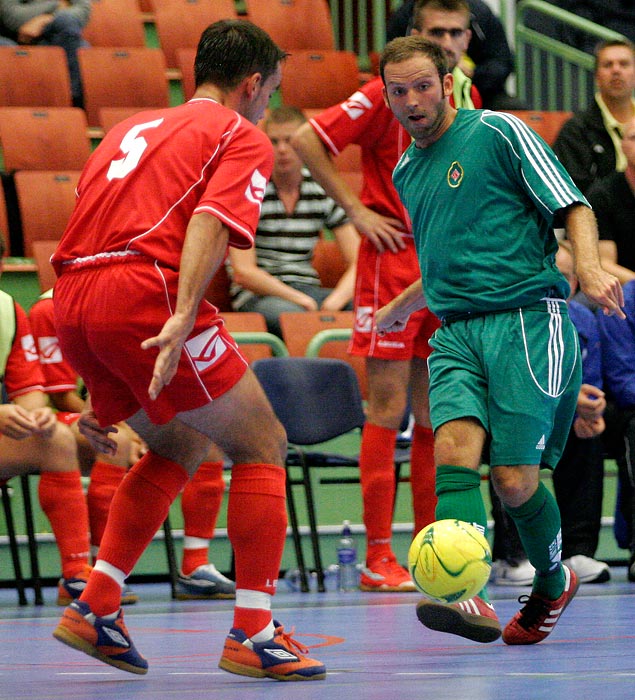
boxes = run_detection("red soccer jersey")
[4,302,45,400]
[310,77,412,229]
[52,99,273,274]
[29,296,78,394]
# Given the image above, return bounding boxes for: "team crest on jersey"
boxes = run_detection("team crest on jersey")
[245,168,267,208]
[447,161,464,188]
[341,91,373,120]
[21,334,39,363]
[37,336,63,364]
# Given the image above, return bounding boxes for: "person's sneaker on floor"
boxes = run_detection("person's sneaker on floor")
[490,558,535,586]
[56,565,93,606]
[628,555,635,583]
[218,620,326,681]
[360,555,417,592]
[175,563,236,600]
[53,600,148,674]
[502,565,579,645]
[57,567,139,606]
[416,595,502,643]
[563,554,610,584]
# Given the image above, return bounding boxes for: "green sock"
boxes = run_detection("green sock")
[504,481,565,600]
[436,465,490,603]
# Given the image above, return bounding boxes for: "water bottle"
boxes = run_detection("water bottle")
[337,520,359,591]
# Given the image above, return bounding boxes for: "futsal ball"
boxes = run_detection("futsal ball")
[408,519,492,604]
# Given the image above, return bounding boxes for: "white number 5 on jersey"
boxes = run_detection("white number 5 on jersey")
[106,118,164,181]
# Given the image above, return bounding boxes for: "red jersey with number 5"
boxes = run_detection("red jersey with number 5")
[52,99,273,275]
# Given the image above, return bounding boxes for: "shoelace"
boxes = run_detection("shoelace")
[515,594,551,630]
[274,624,309,655]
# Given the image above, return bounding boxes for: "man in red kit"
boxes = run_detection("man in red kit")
[291,0,480,591]
[0,243,92,599]
[51,20,325,681]
[30,291,236,601]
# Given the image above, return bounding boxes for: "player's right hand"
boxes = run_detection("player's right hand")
[78,408,118,456]
[349,206,406,254]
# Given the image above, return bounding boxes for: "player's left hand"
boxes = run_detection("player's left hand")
[375,303,410,335]
[578,268,626,319]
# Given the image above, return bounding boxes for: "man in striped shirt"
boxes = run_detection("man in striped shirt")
[228,106,359,337]
[376,36,624,646]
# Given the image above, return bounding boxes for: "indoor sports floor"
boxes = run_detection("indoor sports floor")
[1,570,634,700]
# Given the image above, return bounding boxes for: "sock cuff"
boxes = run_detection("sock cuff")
[193,460,224,481]
[131,452,189,498]
[90,461,126,482]
[413,424,434,440]
[363,422,398,441]
[229,463,286,498]
[435,464,481,496]
[504,481,548,520]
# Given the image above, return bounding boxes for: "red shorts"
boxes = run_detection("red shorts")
[54,259,248,427]
[349,237,440,360]
[56,412,80,425]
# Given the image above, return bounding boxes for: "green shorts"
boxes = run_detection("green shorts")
[428,300,581,469]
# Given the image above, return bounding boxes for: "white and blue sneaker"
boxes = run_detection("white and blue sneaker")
[175,563,236,600]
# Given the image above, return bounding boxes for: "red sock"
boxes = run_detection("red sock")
[86,461,126,551]
[82,452,188,614]
[359,423,397,562]
[38,471,90,579]
[228,463,286,635]
[410,424,437,535]
[181,460,225,575]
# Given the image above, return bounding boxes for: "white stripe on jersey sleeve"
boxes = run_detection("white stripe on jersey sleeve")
[481,111,583,212]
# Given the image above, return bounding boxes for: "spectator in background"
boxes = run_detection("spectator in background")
[0,0,91,106]
[598,279,635,583]
[228,106,359,338]
[0,241,92,605]
[387,0,521,109]
[587,115,635,282]
[553,39,635,196]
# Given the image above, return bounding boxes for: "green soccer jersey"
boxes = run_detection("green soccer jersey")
[392,109,589,320]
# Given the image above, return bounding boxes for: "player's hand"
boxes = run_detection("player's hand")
[29,406,57,438]
[141,313,192,400]
[348,206,407,254]
[0,404,39,440]
[578,268,626,319]
[375,302,411,335]
[78,408,118,456]
[573,415,605,439]
[576,384,606,421]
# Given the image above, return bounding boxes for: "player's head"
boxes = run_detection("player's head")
[380,36,452,145]
[593,39,635,101]
[411,0,471,72]
[195,19,287,123]
[263,106,307,178]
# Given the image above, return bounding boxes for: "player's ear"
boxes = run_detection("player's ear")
[443,72,454,98]
[245,72,262,98]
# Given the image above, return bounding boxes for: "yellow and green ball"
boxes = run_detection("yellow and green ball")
[408,519,492,604]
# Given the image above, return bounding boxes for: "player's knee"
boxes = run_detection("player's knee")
[41,422,81,472]
[491,466,538,508]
